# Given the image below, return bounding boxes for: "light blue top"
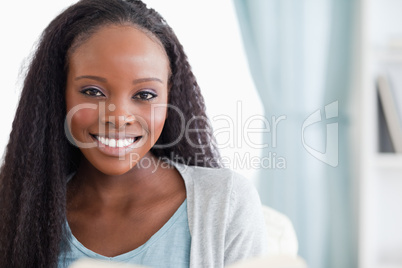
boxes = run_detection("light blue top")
[58,199,191,268]
[58,161,268,267]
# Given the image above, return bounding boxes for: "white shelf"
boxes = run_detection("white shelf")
[359,0,402,268]
[377,265,402,268]
[376,154,402,170]
[373,50,402,63]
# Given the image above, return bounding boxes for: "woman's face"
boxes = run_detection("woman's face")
[65,25,170,175]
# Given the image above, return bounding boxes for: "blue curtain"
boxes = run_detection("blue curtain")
[233,0,358,267]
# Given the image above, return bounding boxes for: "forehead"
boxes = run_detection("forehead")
[68,25,170,78]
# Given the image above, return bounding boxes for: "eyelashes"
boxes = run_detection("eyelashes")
[79,86,157,101]
[132,91,157,101]
[80,87,104,97]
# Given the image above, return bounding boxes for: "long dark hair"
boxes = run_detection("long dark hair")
[0,0,220,266]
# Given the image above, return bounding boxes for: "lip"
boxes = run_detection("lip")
[91,133,141,139]
[90,134,142,157]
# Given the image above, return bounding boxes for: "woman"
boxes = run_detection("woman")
[0,0,268,267]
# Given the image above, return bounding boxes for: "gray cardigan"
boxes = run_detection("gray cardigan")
[62,162,268,268]
[171,162,268,267]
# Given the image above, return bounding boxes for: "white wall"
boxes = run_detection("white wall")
[0,0,263,180]
[0,1,80,162]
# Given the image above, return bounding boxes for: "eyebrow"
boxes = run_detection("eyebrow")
[75,75,164,84]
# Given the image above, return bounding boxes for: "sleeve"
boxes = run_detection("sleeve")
[223,172,268,266]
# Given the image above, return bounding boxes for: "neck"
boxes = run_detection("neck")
[67,154,179,210]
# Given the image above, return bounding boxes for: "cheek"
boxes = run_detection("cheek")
[146,107,167,142]
[68,107,99,135]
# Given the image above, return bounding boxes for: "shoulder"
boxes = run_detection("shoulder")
[173,162,262,221]
[173,163,257,201]
[171,162,268,265]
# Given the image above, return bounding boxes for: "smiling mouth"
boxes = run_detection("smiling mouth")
[90,134,142,148]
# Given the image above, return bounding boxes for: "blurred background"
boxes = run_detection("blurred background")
[1,0,402,268]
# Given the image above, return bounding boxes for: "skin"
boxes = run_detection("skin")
[65,25,186,257]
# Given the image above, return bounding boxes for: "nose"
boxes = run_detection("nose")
[100,102,136,129]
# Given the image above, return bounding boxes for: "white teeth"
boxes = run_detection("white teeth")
[109,139,116,147]
[117,140,124,147]
[95,136,138,148]
[124,139,130,147]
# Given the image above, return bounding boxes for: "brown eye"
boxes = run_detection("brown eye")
[80,87,105,97]
[133,91,157,101]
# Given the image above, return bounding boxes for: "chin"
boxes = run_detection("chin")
[94,161,137,176]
